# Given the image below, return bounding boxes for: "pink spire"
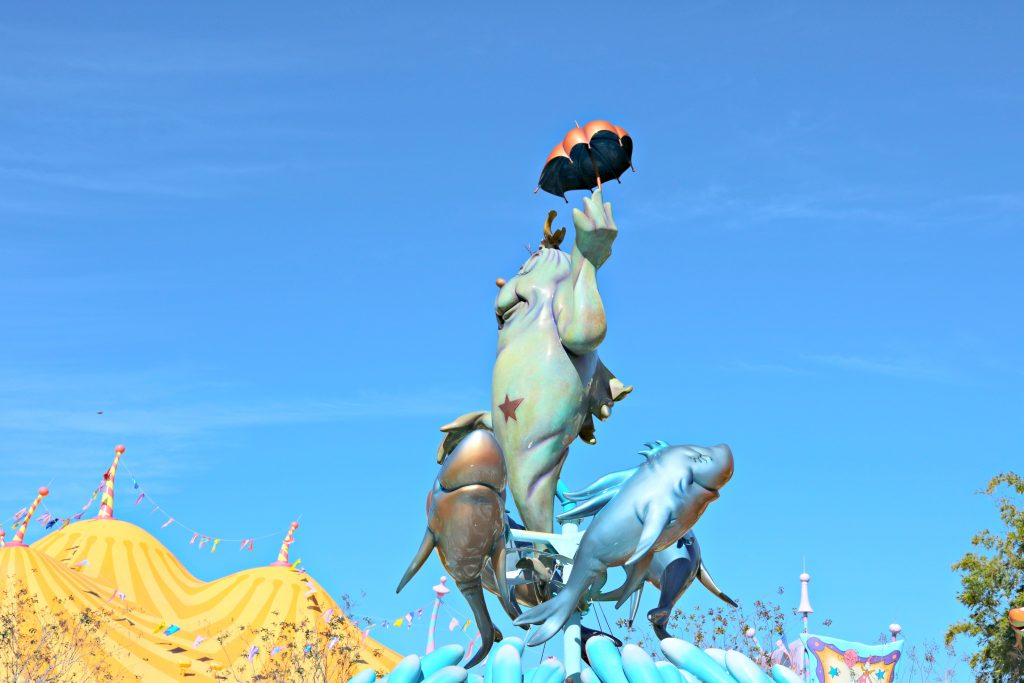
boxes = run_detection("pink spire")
[8,487,49,547]
[96,444,126,520]
[432,576,451,599]
[269,521,299,567]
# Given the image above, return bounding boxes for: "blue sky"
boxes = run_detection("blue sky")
[2,1,1021,666]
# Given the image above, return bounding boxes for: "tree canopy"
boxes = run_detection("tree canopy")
[946,472,1024,681]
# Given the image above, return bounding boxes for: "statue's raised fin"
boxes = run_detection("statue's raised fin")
[579,360,633,445]
[541,210,566,250]
[436,410,493,463]
[638,440,670,461]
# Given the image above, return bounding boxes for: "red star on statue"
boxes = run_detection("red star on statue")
[498,394,524,423]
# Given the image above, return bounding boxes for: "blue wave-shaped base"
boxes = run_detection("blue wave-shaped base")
[354,637,803,683]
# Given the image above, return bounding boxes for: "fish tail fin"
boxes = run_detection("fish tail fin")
[491,543,521,619]
[396,528,435,594]
[597,553,653,607]
[437,411,492,463]
[698,561,737,607]
[459,577,500,668]
[514,585,582,647]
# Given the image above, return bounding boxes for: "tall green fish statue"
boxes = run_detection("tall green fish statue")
[439,189,631,534]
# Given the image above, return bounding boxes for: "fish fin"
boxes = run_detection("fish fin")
[491,544,521,619]
[458,577,498,668]
[698,561,738,608]
[637,440,670,461]
[555,488,615,522]
[514,586,581,647]
[626,504,671,565]
[395,528,435,593]
[436,411,492,463]
[563,467,638,500]
[613,554,654,609]
[627,583,645,626]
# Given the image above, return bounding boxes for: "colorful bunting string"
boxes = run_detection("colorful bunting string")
[118,465,292,556]
[14,459,287,559]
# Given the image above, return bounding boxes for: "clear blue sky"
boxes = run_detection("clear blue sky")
[2,1,1021,666]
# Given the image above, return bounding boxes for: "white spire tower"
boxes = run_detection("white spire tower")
[798,569,813,633]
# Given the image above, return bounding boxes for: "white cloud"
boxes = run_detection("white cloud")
[805,353,954,381]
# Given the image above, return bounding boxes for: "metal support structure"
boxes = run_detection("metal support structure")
[507,518,585,681]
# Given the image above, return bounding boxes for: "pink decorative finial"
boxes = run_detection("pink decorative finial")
[8,487,50,547]
[96,445,126,520]
[1,527,6,547]
[269,521,299,567]
[889,623,902,642]
[432,576,451,599]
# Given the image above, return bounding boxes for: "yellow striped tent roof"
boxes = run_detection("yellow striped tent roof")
[2,518,401,681]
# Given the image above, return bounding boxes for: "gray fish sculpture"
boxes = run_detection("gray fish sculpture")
[397,430,519,667]
[513,442,734,646]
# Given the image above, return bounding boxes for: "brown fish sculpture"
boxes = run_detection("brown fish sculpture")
[396,430,519,668]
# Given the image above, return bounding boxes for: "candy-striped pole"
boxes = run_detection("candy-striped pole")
[269,521,299,567]
[8,487,49,547]
[425,576,451,654]
[96,445,126,520]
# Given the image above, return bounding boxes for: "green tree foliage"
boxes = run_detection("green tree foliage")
[945,472,1024,681]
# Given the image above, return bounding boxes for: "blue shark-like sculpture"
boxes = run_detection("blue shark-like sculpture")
[513,442,734,646]
[556,448,738,638]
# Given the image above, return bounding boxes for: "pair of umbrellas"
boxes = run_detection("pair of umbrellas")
[537,120,634,200]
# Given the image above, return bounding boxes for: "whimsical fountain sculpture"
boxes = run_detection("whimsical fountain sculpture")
[398,123,738,673]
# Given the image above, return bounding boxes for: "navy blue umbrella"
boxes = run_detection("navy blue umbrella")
[537,121,634,200]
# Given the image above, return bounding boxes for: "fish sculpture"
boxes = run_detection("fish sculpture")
[513,441,734,646]
[396,430,519,667]
[491,189,630,533]
[482,524,734,641]
[646,530,737,639]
